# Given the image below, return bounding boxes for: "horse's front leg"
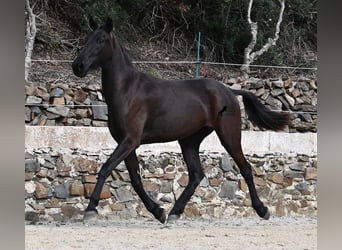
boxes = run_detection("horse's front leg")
[125,152,166,223]
[84,137,139,221]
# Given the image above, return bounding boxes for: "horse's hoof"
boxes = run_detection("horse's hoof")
[167,214,180,223]
[83,210,98,222]
[256,206,270,220]
[157,209,167,224]
[262,208,270,220]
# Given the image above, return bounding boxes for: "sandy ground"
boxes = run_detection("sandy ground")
[25,216,317,250]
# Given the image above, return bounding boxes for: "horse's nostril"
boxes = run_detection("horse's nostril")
[78,63,84,72]
[72,60,87,77]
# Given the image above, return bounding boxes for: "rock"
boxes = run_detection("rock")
[70,181,84,196]
[199,177,209,187]
[271,79,284,88]
[25,173,35,181]
[220,155,233,172]
[295,182,310,194]
[254,177,266,186]
[47,170,57,180]
[35,181,50,199]
[112,186,134,202]
[298,113,312,123]
[142,181,160,192]
[296,81,310,91]
[252,166,265,176]
[110,203,125,211]
[291,88,301,98]
[277,95,291,110]
[275,201,287,216]
[92,120,108,127]
[45,111,60,120]
[34,87,50,101]
[265,96,282,109]
[260,90,270,100]
[25,158,41,173]
[298,155,310,162]
[184,205,200,218]
[160,181,172,193]
[304,167,317,180]
[25,211,39,222]
[284,94,295,107]
[37,168,49,178]
[283,176,294,187]
[75,108,89,119]
[82,175,97,183]
[206,166,220,178]
[50,87,64,97]
[26,96,42,104]
[74,89,88,102]
[100,185,112,199]
[25,107,32,122]
[271,88,283,97]
[284,78,292,88]
[92,101,108,121]
[25,181,36,194]
[52,97,65,105]
[160,194,173,203]
[284,169,304,179]
[218,180,237,199]
[177,174,189,187]
[83,118,92,126]
[74,158,99,173]
[25,84,36,95]
[267,173,283,184]
[47,106,70,117]
[289,163,306,172]
[230,83,241,90]
[238,179,247,192]
[255,87,265,97]
[54,182,70,199]
[118,171,131,182]
[61,205,81,218]
[209,178,221,186]
[62,154,74,165]
[84,183,111,199]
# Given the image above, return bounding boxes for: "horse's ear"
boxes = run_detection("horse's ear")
[89,16,98,31]
[104,17,113,33]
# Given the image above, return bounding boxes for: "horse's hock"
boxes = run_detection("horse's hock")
[25,127,317,223]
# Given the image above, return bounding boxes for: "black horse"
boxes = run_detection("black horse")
[72,17,291,223]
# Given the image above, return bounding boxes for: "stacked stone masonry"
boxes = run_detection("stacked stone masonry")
[25,76,317,133]
[25,148,317,223]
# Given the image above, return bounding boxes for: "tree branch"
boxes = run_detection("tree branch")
[241,0,286,77]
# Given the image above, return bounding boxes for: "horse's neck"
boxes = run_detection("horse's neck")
[101,48,136,102]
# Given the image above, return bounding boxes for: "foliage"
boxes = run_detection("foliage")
[31,0,317,67]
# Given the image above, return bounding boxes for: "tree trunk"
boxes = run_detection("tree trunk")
[25,0,37,83]
[241,0,286,78]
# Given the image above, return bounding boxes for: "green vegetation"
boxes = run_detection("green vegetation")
[32,0,317,67]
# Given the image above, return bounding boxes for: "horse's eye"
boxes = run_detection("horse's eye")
[97,37,105,44]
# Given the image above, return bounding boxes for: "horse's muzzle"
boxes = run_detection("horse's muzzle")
[72,60,87,78]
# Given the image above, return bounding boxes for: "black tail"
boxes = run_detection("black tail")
[231,89,291,131]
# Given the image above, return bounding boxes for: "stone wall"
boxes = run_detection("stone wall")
[25,76,317,133]
[25,147,317,223]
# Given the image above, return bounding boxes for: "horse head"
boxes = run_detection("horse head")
[72,17,115,78]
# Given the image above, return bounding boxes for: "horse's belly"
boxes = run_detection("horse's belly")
[141,114,208,143]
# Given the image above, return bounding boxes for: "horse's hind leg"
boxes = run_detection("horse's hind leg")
[168,129,212,222]
[125,152,166,223]
[215,118,270,220]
